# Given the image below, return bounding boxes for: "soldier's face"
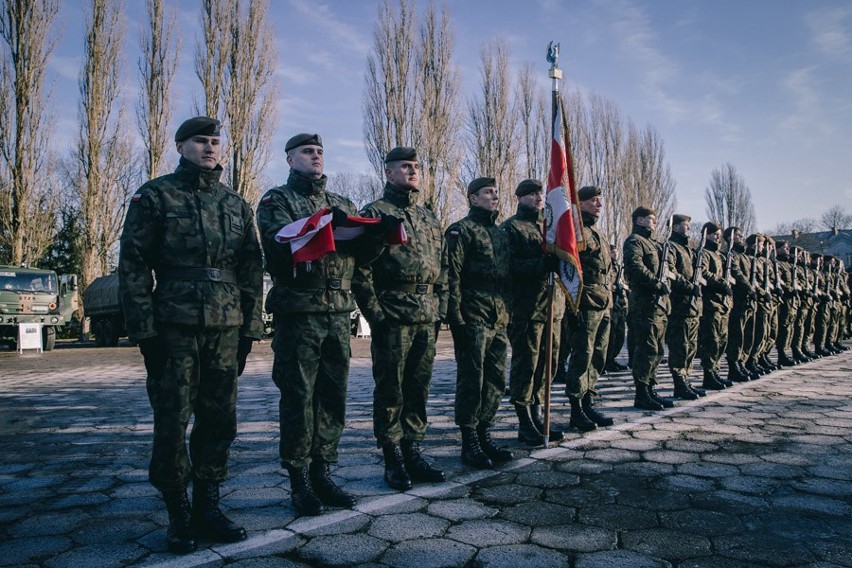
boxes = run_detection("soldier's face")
[386,160,419,190]
[636,214,656,231]
[470,186,499,212]
[518,190,544,211]
[287,145,324,178]
[177,135,221,170]
[579,196,602,217]
[673,221,689,236]
[707,230,721,244]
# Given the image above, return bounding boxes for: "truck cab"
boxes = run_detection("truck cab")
[0,266,78,351]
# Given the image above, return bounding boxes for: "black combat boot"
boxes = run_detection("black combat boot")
[191,481,247,543]
[531,404,565,442]
[727,360,748,383]
[460,427,493,469]
[777,351,797,367]
[803,348,820,359]
[286,465,325,516]
[833,342,848,352]
[581,392,614,427]
[759,354,778,371]
[477,425,514,463]
[381,443,413,491]
[604,360,628,373]
[715,368,733,387]
[309,460,357,507]
[568,396,597,432]
[514,404,546,446]
[633,383,663,411]
[162,488,197,554]
[401,440,445,483]
[702,368,726,390]
[745,359,763,378]
[649,386,675,408]
[672,373,699,400]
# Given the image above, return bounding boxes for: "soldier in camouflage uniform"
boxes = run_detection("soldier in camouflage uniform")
[446,177,514,469]
[352,147,448,491]
[119,117,262,553]
[774,240,799,366]
[256,133,383,516]
[563,186,615,430]
[696,222,732,390]
[622,207,673,411]
[790,247,814,363]
[501,179,565,446]
[605,243,629,373]
[744,234,771,377]
[813,255,834,356]
[724,226,757,382]
[664,214,706,400]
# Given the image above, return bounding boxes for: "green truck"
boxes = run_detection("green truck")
[0,265,79,351]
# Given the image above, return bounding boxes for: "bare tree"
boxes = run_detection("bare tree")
[363,0,418,180]
[704,162,756,233]
[820,204,851,231]
[194,0,231,119]
[327,172,383,209]
[466,37,519,220]
[137,0,180,180]
[71,0,134,295]
[515,63,548,182]
[0,0,60,266]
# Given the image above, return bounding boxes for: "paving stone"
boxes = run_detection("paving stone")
[610,438,662,451]
[676,558,751,568]
[367,512,448,542]
[0,537,73,566]
[427,498,498,521]
[380,538,476,568]
[678,462,741,478]
[583,448,641,463]
[70,518,158,545]
[44,543,146,568]
[790,478,852,498]
[663,439,718,453]
[473,544,570,567]
[612,461,675,478]
[578,504,659,530]
[499,500,574,526]
[514,469,578,489]
[544,486,616,508]
[616,488,691,512]
[718,474,780,495]
[297,533,387,566]
[445,519,530,547]
[712,532,816,566]
[770,494,852,516]
[7,511,90,537]
[530,524,617,552]
[575,549,672,568]
[643,450,700,464]
[660,474,716,492]
[621,528,712,560]
[475,483,542,505]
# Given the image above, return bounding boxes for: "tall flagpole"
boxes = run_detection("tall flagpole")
[542,42,563,449]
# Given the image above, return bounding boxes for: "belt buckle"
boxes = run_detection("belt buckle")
[208,268,222,282]
[328,278,342,290]
[416,283,428,294]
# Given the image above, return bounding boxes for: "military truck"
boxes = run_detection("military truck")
[0,265,79,351]
[85,273,277,346]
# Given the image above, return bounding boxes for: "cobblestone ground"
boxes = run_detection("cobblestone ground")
[1,336,851,567]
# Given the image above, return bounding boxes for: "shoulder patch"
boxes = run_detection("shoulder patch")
[260,195,272,204]
[131,192,142,202]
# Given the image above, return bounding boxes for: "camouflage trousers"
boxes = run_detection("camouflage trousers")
[454,324,508,429]
[748,303,771,362]
[813,301,831,350]
[606,308,627,368]
[146,325,240,491]
[698,306,729,373]
[272,312,350,469]
[628,305,667,387]
[564,309,610,399]
[794,303,816,353]
[666,310,699,378]
[370,322,437,447]
[727,302,755,365]
[508,318,562,407]
[776,299,798,354]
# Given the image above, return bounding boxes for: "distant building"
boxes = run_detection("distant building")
[770,227,852,268]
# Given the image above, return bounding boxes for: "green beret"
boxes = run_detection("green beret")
[775,240,788,248]
[515,179,543,196]
[285,133,323,152]
[468,176,496,195]
[577,186,602,201]
[672,213,691,225]
[175,116,220,142]
[631,206,656,221]
[385,146,418,163]
[702,221,722,234]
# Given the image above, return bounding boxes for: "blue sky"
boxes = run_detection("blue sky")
[47,0,852,230]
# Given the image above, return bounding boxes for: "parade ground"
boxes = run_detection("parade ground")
[1,336,851,567]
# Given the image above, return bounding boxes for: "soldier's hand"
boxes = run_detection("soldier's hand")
[450,324,468,351]
[379,214,403,234]
[655,281,670,296]
[330,207,348,228]
[237,337,254,376]
[543,254,561,273]
[722,283,733,296]
[691,284,702,298]
[139,336,167,379]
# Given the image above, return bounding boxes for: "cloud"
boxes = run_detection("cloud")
[806,7,852,57]
[778,66,833,139]
[287,0,370,56]
[48,54,81,82]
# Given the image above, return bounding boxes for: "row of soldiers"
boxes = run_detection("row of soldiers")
[119,116,850,554]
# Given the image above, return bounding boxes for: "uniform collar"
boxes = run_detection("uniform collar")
[706,240,719,252]
[670,232,689,246]
[469,205,498,225]
[383,182,418,208]
[288,169,327,196]
[175,157,223,191]
[581,210,598,226]
[516,204,542,222]
[632,223,652,238]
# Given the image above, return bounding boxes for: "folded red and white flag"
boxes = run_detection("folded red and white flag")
[274,208,407,264]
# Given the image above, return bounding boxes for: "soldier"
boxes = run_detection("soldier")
[623,206,673,411]
[563,186,615,430]
[774,240,799,366]
[604,242,629,374]
[256,133,383,516]
[352,146,447,490]
[119,117,263,553]
[446,177,514,469]
[813,255,834,356]
[696,222,732,390]
[802,252,823,360]
[664,214,706,400]
[790,247,813,363]
[744,234,771,377]
[502,179,565,446]
[724,226,756,383]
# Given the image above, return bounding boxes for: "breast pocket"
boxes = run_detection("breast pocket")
[163,209,196,243]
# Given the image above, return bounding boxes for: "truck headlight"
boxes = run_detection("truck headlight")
[50,316,59,324]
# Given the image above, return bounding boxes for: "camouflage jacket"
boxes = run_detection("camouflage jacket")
[668,232,701,316]
[700,241,731,313]
[352,183,448,325]
[445,206,511,328]
[118,158,264,342]
[775,254,800,308]
[500,204,565,322]
[623,224,670,314]
[729,244,755,306]
[575,211,612,312]
[256,170,382,315]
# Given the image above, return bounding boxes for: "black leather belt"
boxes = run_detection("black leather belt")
[274,277,351,291]
[382,283,434,294]
[157,268,236,283]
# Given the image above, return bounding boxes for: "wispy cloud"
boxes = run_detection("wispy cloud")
[778,66,834,141]
[806,7,852,57]
[287,0,370,56]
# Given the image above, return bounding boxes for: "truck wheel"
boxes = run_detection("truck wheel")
[42,326,56,351]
